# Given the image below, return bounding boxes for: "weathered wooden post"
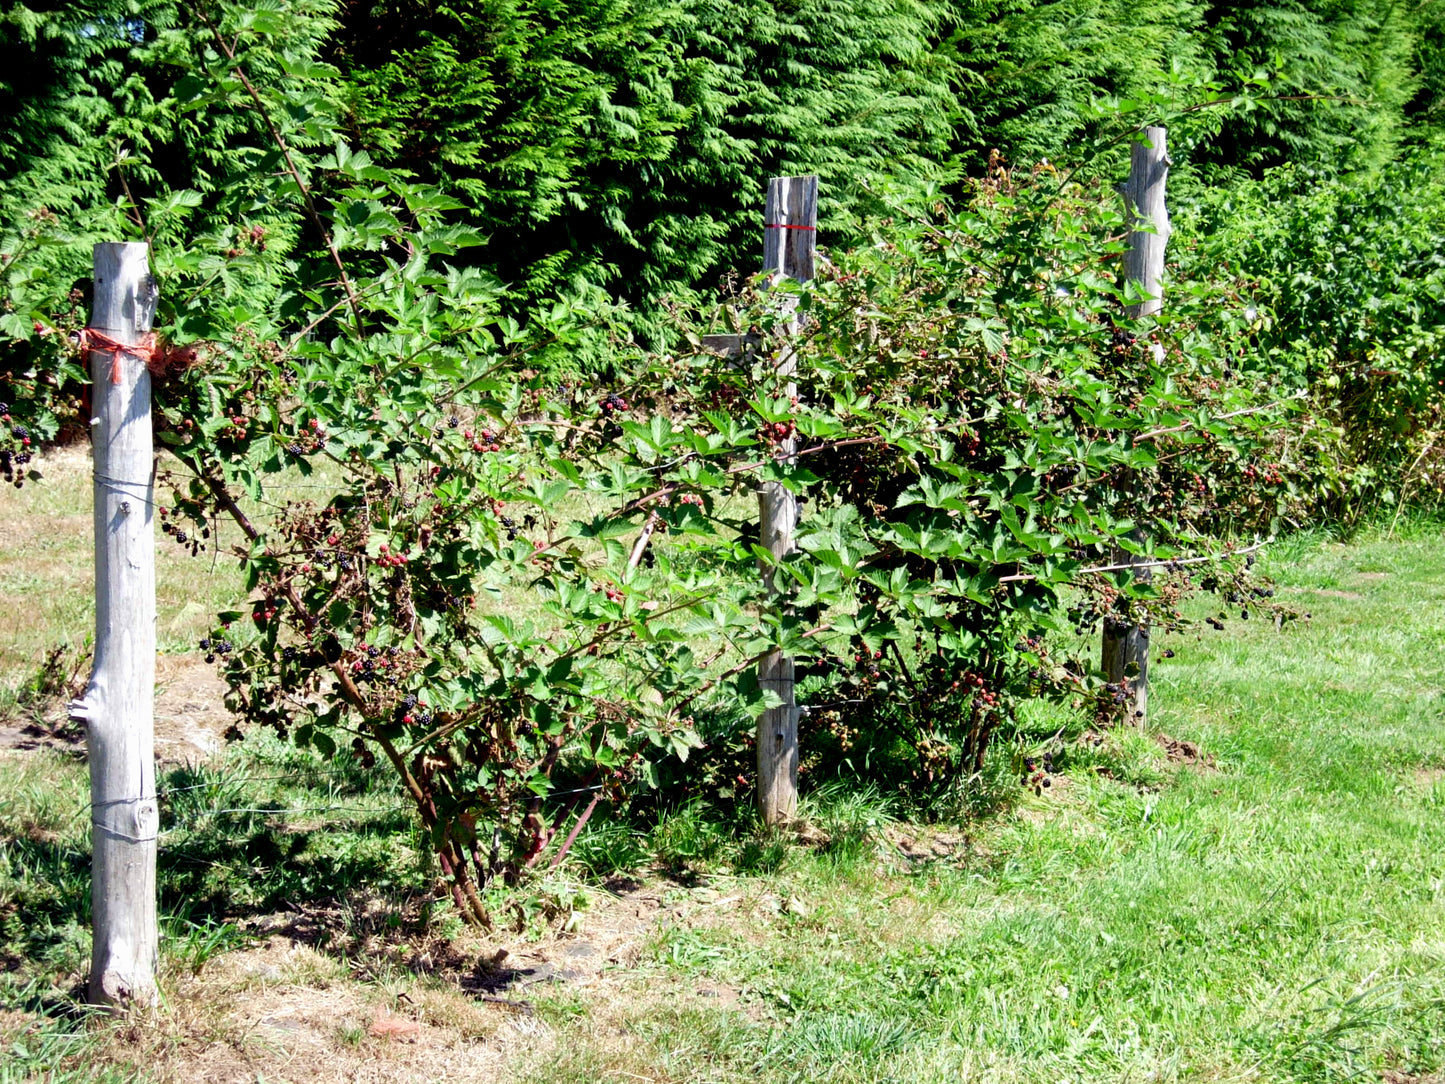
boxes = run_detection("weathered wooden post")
[1103,126,1169,726]
[756,175,817,825]
[701,178,818,824]
[69,242,159,1006]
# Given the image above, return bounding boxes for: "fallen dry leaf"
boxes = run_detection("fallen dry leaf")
[369,1009,422,1041]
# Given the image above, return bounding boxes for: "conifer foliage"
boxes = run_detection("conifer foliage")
[339,0,957,324]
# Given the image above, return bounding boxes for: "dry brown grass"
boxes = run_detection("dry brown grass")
[81,939,525,1083]
[31,879,780,1084]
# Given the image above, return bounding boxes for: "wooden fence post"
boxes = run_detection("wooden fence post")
[756,175,817,826]
[69,242,160,1007]
[1103,126,1169,726]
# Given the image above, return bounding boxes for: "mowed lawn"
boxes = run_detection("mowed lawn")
[526,528,1445,1084]
[1,465,1442,1083]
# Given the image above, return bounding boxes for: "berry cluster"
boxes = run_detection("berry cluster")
[949,670,1000,708]
[159,502,211,557]
[818,709,856,752]
[599,392,629,416]
[1020,750,1056,793]
[286,418,327,456]
[1241,463,1284,485]
[351,644,404,687]
[1101,679,1133,707]
[759,419,796,447]
[2,409,35,489]
[199,636,234,665]
[853,647,884,685]
[464,427,502,454]
[222,223,268,258]
[376,543,409,569]
[706,384,742,410]
[395,693,433,727]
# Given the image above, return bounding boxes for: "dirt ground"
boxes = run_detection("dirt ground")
[0,870,786,1083]
[0,653,228,763]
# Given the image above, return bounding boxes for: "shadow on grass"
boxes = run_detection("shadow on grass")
[1,744,425,997]
[1,812,420,959]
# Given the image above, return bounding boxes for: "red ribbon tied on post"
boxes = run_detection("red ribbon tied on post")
[80,328,158,385]
[763,223,817,231]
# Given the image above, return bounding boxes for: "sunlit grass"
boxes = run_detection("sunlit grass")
[526,526,1445,1084]
[2,506,1443,1083]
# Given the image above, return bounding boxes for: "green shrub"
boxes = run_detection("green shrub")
[1177,146,1445,519]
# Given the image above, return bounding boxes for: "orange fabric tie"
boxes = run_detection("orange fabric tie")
[81,328,158,384]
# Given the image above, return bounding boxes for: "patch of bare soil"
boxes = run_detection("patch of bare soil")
[102,940,530,1084]
[1383,1072,1445,1084]
[885,824,971,863]
[71,877,767,1083]
[1157,734,1216,770]
[1413,767,1444,789]
[0,711,85,755]
[238,880,667,1000]
[0,654,232,763]
[152,654,231,763]
[0,1008,37,1037]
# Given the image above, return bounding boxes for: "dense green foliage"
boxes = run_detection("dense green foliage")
[1178,143,1445,518]
[337,0,958,329]
[5,0,1443,339]
[1,0,1293,916]
[1,0,1444,916]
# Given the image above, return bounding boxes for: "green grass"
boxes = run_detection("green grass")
[524,527,1445,1084]
[0,730,421,991]
[2,520,1443,1083]
[0,448,251,680]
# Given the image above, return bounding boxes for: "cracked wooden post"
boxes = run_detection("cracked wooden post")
[69,242,159,1007]
[1103,127,1169,727]
[756,175,817,825]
